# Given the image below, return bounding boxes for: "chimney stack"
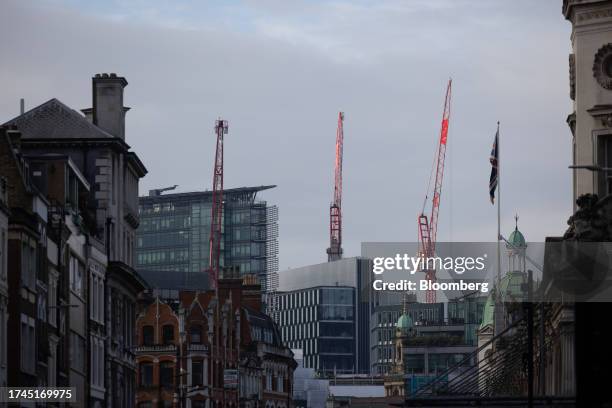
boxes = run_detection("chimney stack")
[20,98,24,115]
[92,73,130,139]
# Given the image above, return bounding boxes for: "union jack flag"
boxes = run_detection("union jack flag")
[489,127,499,204]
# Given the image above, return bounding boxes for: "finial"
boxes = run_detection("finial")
[514,214,519,230]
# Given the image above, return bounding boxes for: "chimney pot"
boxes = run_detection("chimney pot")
[91,73,129,139]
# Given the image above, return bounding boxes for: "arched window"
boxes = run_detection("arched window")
[160,361,174,388]
[142,325,154,346]
[162,324,174,344]
[190,325,203,344]
[139,362,153,387]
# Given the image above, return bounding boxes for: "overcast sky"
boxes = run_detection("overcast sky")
[0,0,573,270]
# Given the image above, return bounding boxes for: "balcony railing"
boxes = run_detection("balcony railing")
[135,344,177,353]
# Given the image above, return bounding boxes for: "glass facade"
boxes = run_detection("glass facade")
[276,286,356,375]
[447,294,487,346]
[136,186,278,290]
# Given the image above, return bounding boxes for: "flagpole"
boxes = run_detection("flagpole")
[497,121,501,285]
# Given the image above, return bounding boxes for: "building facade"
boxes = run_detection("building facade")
[2,73,149,407]
[384,312,477,398]
[136,187,279,292]
[135,272,295,408]
[0,177,8,388]
[276,258,372,375]
[0,126,52,393]
[370,296,445,376]
[276,286,356,375]
[565,0,612,200]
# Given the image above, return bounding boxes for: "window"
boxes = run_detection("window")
[70,333,85,373]
[192,360,203,386]
[37,292,47,322]
[162,324,174,344]
[0,228,5,281]
[48,274,57,327]
[190,325,202,344]
[90,336,104,388]
[266,373,272,391]
[598,134,612,195]
[20,315,35,374]
[142,326,154,346]
[0,307,6,368]
[139,363,153,387]
[69,255,84,296]
[89,265,104,323]
[159,362,174,388]
[21,241,36,290]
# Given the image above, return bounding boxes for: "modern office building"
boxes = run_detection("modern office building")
[136,186,279,291]
[276,257,372,375]
[277,285,356,374]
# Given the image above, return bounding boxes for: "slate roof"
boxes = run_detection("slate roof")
[2,98,115,140]
[243,305,284,347]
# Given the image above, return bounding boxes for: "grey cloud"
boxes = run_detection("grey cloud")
[0,0,572,269]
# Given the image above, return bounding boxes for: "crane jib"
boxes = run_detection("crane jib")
[440,119,449,145]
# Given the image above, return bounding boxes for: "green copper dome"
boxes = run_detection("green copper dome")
[397,313,413,330]
[508,228,526,248]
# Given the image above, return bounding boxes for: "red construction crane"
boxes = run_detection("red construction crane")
[209,118,228,291]
[327,112,345,262]
[418,79,452,304]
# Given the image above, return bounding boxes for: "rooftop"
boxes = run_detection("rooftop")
[139,185,276,203]
[3,98,115,140]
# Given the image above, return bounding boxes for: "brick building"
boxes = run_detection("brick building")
[135,272,295,408]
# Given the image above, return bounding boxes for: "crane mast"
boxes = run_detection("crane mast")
[209,118,228,291]
[327,112,344,262]
[418,79,452,304]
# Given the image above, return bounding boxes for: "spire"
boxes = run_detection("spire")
[514,214,519,231]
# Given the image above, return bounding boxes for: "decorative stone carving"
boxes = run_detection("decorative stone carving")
[577,8,612,22]
[593,43,612,90]
[564,193,612,241]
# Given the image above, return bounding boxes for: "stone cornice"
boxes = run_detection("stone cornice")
[564,0,612,22]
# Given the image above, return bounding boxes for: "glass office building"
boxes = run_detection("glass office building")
[276,257,372,375]
[447,293,487,346]
[277,286,356,375]
[136,185,278,291]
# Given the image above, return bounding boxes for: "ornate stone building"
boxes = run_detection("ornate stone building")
[135,273,295,408]
[2,73,148,407]
[564,0,612,200]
